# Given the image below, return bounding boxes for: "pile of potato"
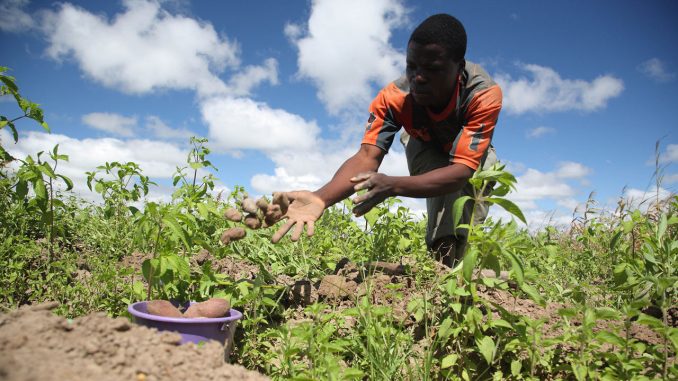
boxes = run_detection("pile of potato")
[220,192,289,244]
[146,298,231,319]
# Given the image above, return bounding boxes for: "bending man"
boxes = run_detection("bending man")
[272,14,502,267]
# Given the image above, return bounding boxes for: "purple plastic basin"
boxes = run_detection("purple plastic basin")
[128,301,243,347]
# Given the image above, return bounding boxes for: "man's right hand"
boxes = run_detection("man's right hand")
[271,190,326,243]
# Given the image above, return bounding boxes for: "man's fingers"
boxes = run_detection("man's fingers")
[271,220,295,243]
[352,197,380,217]
[306,220,315,237]
[350,172,374,183]
[290,221,304,241]
[353,179,372,192]
[352,189,373,205]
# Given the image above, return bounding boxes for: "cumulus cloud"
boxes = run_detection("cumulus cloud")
[638,58,675,83]
[495,64,624,114]
[227,58,279,97]
[287,0,408,114]
[82,112,137,137]
[145,115,194,140]
[1,129,188,201]
[555,161,592,179]
[507,161,593,214]
[659,144,678,164]
[40,0,240,97]
[201,96,321,152]
[0,0,34,32]
[526,126,555,139]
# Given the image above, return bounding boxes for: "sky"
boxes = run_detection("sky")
[1,0,677,229]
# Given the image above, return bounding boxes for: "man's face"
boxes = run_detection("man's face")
[406,41,461,111]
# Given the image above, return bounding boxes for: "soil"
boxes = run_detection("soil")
[274,258,666,347]
[0,302,268,381]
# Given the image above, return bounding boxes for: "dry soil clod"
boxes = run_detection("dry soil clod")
[146,300,184,318]
[224,208,243,222]
[241,197,259,214]
[183,298,231,318]
[244,213,262,229]
[220,227,247,245]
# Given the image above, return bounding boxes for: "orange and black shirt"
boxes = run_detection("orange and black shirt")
[361,62,502,171]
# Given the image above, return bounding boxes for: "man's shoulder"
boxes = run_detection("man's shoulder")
[463,61,497,91]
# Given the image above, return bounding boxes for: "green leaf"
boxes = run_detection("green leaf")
[595,307,619,320]
[452,195,473,232]
[511,360,522,377]
[505,250,524,286]
[34,178,47,200]
[141,258,157,283]
[57,174,73,191]
[462,246,477,283]
[520,283,545,306]
[609,230,623,251]
[38,162,56,179]
[596,331,625,347]
[438,317,453,339]
[476,336,495,364]
[15,179,28,199]
[572,363,587,381]
[486,197,526,224]
[163,216,190,250]
[441,354,458,369]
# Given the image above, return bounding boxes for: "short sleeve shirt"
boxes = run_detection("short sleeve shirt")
[361,62,502,171]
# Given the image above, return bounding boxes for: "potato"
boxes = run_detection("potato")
[183,298,231,318]
[240,197,258,214]
[223,208,242,222]
[146,300,184,318]
[220,227,246,244]
[244,213,262,229]
[272,192,289,214]
[264,204,284,227]
[255,197,269,213]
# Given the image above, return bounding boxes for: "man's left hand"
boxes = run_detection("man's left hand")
[350,172,395,216]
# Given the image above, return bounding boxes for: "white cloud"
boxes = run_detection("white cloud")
[526,126,555,139]
[82,112,137,137]
[555,161,592,179]
[638,58,675,83]
[664,173,678,184]
[288,0,408,114]
[145,115,194,140]
[227,58,279,97]
[201,96,320,152]
[495,64,624,114]
[0,0,34,32]
[1,129,188,201]
[507,162,592,214]
[41,0,239,97]
[659,144,678,164]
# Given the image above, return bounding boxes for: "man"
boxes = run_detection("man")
[271,14,501,267]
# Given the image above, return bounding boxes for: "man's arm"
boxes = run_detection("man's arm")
[315,144,386,207]
[271,143,385,242]
[351,162,473,216]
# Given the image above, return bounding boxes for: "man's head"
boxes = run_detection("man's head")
[406,14,467,111]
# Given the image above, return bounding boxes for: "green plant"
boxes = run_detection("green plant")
[0,66,49,163]
[14,145,73,258]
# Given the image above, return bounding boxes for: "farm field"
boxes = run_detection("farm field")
[1,69,677,380]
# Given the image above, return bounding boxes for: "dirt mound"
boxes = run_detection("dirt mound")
[0,302,268,381]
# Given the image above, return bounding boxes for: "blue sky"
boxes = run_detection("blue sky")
[1,0,676,228]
